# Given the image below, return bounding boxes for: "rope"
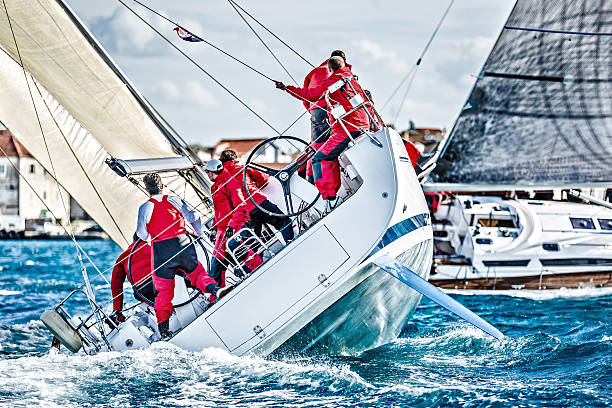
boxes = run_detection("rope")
[226,0,299,86]
[30,81,131,247]
[227,0,315,68]
[115,0,283,136]
[392,68,418,125]
[127,0,276,82]
[0,138,111,286]
[381,0,455,116]
[1,0,110,286]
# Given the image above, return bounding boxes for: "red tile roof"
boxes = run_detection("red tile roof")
[213,138,265,157]
[0,130,32,158]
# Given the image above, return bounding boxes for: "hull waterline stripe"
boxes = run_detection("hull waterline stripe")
[368,213,430,258]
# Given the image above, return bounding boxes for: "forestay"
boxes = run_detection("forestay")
[429,0,612,190]
[0,0,209,248]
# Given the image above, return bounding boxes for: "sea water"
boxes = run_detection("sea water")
[0,240,610,407]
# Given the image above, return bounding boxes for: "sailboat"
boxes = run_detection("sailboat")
[425,0,612,291]
[0,0,438,356]
[0,0,508,356]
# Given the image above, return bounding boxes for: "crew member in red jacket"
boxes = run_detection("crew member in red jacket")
[276,56,370,206]
[204,159,262,287]
[109,235,155,325]
[136,173,229,339]
[301,50,347,182]
[219,149,294,243]
[402,138,422,167]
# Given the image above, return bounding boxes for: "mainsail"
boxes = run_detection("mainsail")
[0,0,209,248]
[429,0,612,190]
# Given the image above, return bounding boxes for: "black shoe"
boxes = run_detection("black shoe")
[158,321,173,341]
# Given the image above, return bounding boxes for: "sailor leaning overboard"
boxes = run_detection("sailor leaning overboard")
[109,233,155,326]
[136,173,229,339]
[275,56,370,206]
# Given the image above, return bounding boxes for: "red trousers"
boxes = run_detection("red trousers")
[153,263,216,323]
[311,130,358,199]
[151,235,216,324]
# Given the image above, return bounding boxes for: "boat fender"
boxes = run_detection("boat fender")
[40,310,83,353]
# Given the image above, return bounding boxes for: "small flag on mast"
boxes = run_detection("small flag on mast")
[173,26,202,42]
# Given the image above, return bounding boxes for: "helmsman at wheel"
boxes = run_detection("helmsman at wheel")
[136,173,229,339]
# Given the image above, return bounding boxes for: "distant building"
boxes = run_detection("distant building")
[206,137,299,169]
[399,127,445,153]
[0,130,73,222]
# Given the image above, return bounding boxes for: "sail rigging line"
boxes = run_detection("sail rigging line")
[226,0,299,86]
[391,68,418,126]
[126,0,276,83]
[504,25,612,36]
[120,0,360,153]
[380,65,417,112]
[381,0,455,115]
[1,1,73,230]
[30,80,133,246]
[1,0,113,281]
[0,138,111,286]
[227,0,315,69]
[120,0,312,154]
[0,7,131,247]
[115,0,283,137]
[124,0,309,151]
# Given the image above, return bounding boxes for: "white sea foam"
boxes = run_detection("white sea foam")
[443,286,612,300]
[0,289,21,296]
[0,343,374,408]
[25,260,35,266]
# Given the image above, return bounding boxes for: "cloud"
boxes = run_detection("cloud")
[353,39,410,74]
[186,81,217,107]
[155,79,216,107]
[157,79,181,100]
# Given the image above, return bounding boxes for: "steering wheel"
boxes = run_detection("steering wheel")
[244,135,320,217]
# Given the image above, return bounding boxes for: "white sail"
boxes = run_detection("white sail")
[0,0,210,248]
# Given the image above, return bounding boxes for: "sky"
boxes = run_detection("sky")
[65,0,516,147]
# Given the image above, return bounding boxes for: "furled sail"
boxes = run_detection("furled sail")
[0,0,209,248]
[429,0,612,190]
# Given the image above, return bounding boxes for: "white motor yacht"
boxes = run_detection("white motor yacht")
[430,195,612,290]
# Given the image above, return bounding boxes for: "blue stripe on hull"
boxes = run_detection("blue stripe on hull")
[368,213,430,257]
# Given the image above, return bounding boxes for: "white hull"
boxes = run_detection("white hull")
[106,128,433,356]
[431,196,612,290]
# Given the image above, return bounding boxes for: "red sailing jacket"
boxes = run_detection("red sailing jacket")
[302,60,330,110]
[146,195,186,241]
[211,168,250,232]
[224,161,268,212]
[287,65,369,133]
[111,241,152,311]
[403,139,422,167]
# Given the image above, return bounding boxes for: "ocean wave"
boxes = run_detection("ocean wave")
[443,286,612,300]
[0,344,375,407]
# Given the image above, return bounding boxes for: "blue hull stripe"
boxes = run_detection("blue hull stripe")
[368,213,430,258]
